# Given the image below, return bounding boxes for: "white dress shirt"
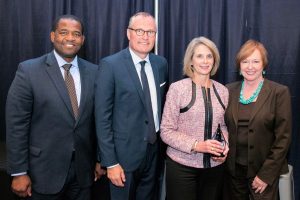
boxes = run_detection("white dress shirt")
[107,49,160,169]
[129,48,159,132]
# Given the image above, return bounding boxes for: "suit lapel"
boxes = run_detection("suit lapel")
[124,49,147,108]
[231,83,241,126]
[249,80,271,122]
[149,54,162,118]
[76,58,88,125]
[45,52,74,118]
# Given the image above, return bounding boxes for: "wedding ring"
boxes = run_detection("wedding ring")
[211,147,214,151]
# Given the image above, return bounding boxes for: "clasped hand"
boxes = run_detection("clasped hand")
[11,175,32,197]
[193,139,228,162]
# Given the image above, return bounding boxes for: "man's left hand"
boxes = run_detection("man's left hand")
[94,163,106,181]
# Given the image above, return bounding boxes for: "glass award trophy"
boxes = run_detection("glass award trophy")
[212,124,226,157]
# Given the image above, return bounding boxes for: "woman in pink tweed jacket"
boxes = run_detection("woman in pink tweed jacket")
[160,36,229,200]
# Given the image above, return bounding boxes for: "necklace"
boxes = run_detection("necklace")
[239,80,264,104]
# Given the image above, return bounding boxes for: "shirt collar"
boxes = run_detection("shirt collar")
[128,48,150,66]
[53,50,79,68]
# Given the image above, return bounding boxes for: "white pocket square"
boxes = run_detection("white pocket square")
[160,82,166,87]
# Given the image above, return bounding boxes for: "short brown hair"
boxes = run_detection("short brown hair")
[183,36,220,77]
[236,39,268,70]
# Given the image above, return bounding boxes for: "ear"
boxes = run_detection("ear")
[127,29,131,41]
[50,32,55,43]
[81,35,85,45]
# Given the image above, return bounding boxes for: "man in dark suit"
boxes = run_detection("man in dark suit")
[95,12,168,200]
[6,15,104,200]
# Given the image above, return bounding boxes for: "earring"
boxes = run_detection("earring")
[239,71,242,76]
[262,70,266,75]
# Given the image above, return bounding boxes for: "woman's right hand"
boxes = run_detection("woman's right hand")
[194,139,225,156]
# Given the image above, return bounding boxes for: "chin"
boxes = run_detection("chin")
[61,52,77,58]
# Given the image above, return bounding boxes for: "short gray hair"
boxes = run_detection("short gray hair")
[128,12,155,28]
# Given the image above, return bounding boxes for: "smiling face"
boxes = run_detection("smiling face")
[240,49,264,82]
[127,15,156,59]
[50,18,85,62]
[191,44,214,77]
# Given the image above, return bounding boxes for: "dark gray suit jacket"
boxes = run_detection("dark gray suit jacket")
[225,79,292,185]
[95,48,168,171]
[6,51,98,194]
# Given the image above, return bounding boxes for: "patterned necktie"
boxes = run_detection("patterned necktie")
[62,64,79,119]
[140,61,157,144]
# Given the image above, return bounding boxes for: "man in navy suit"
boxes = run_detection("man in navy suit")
[6,15,104,200]
[95,12,168,200]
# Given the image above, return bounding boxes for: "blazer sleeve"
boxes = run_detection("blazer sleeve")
[6,63,33,174]
[160,83,198,154]
[95,59,118,167]
[257,85,292,185]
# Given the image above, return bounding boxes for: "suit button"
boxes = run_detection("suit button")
[249,129,253,133]
[145,120,148,124]
[249,145,254,149]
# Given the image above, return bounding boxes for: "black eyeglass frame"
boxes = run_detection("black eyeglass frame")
[128,27,156,37]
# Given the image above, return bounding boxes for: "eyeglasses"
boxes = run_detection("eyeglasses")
[128,28,156,37]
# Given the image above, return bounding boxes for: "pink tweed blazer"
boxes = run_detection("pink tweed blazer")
[160,78,229,168]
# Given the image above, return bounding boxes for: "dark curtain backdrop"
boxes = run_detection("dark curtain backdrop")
[1,0,300,199]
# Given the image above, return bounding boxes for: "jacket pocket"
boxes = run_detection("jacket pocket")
[30,146,41,157]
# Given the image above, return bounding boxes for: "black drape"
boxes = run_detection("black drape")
[1,0,300,199]
[158,0,227,83]
[71,0,154,63]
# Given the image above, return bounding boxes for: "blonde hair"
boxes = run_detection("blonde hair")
[236,39,268,69]
[183,36,220,77]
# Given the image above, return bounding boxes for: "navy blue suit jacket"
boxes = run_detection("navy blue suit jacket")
[6,51,98,194]
[95,48,168,171]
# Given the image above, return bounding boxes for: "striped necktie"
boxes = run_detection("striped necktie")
[62,64,79,119]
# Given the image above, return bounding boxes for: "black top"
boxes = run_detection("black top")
[236,102,255,166]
